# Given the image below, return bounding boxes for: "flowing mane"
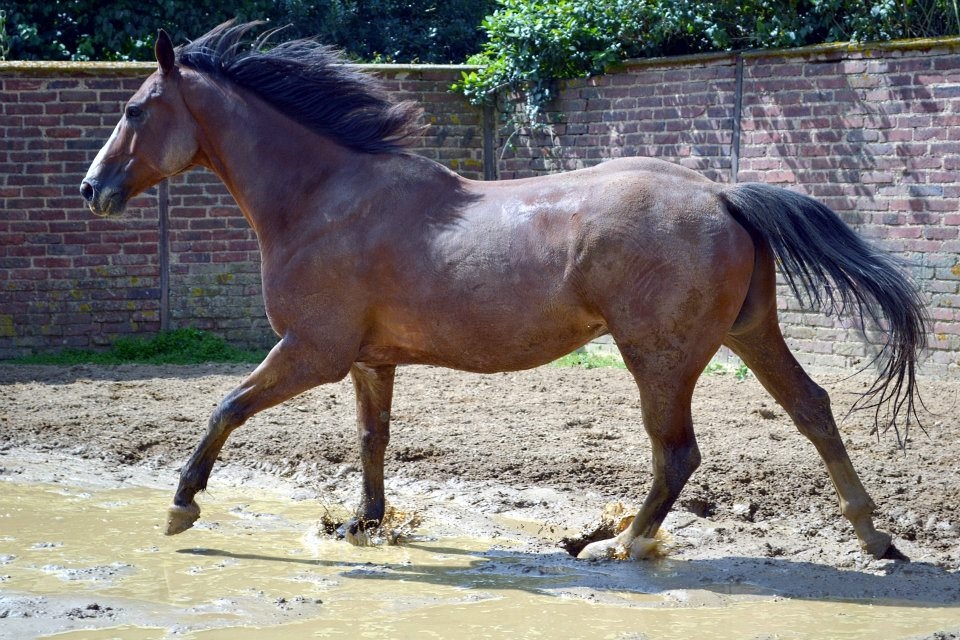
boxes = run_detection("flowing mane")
[176,21,423,154]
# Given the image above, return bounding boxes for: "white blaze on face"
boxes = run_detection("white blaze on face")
[87,122,122,170]
[85,120,123,183]
[82,120,131,216]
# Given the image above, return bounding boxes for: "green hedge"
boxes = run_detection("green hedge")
[456,0,960,128]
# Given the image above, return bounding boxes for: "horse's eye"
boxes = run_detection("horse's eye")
[125,105,143,119]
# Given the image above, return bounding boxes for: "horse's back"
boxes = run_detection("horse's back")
[356,156,756,372]
[585,156,719,183]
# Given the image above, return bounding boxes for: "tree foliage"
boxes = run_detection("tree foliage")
[2,1,275,61]
[278,0,497,63]
[455,1,654,125]
[457,0,960,128]
[1,0,496,62]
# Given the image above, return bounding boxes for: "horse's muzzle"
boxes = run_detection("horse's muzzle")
[80,178,126,217]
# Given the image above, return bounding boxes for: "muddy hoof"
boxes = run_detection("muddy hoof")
[861,531,894,559]
[576,535,663,561]
[165,501,201,536]
[335,517,360,540]
[336,516,380,546]
[576,538,619,561]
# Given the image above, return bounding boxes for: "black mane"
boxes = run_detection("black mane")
[177,21,423,154]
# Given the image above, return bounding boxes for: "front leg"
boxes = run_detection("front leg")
[342,363,395,536]
[166,337,349,535]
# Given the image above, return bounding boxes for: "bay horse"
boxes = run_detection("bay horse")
[81,21,926,561]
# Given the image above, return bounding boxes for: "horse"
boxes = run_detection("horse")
[80,21,927,561]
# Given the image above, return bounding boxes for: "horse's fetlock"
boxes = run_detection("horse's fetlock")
[357,498,386,524]
[841,496,877,522]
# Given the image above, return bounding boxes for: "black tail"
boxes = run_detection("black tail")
[719,182,928,443]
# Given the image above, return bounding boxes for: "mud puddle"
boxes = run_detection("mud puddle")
[1,451,959,639]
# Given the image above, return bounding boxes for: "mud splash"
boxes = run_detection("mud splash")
[1,451,959,639]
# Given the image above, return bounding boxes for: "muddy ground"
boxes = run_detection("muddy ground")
[1,361,958,572]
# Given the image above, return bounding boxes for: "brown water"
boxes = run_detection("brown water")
[2,469,959,639]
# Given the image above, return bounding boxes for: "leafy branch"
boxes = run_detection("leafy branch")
[0,10,11,60]
[454,0,960,146]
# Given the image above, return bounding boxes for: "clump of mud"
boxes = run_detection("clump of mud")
[312,503,423,546]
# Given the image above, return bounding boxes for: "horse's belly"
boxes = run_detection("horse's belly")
[358,306,608,373]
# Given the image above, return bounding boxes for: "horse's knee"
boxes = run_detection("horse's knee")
[210,394,249,435]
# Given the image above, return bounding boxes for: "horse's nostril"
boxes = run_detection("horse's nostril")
[80,181,95,202]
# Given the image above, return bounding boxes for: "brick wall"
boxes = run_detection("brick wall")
[498,53,737,183]
[738,44,960,373]
[0,66,163,355]
[1,40,958,374]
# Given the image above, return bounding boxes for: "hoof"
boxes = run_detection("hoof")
[860,530,893,559]
[336,516,380,546]
[576,534,665,561]
[165,501,201,536]
[576,538,620,561]
[335,517,359,540]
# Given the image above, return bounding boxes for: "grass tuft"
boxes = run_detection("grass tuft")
[552,349,626,369]
[8,328,266,365]
[704,361,751,380]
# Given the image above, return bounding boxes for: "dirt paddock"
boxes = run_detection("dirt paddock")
[1,361,959,626]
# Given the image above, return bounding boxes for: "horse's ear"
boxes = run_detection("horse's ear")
[156,29,176,75]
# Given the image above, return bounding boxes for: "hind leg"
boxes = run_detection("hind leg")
[726,314,895,558]
[578,344,703,560]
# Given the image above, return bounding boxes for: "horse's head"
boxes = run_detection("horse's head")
[80,30,199,217]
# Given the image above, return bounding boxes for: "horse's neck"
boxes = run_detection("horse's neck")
[204,111,360,245]
[186,76,466,253]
